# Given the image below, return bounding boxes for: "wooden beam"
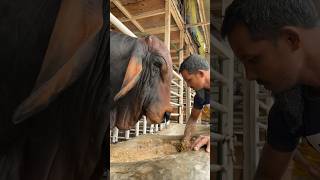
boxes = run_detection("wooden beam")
[179,30,184,64]
[169,0,184,30]
[222,0,233,16]
[138,25,179,35]
[111,0,145,32]
[186,22,210,28]
[119,9,165,22]
[169,0,196,53]
[197,0,210,48]
[164,0,171,50]
[211,34,234,60]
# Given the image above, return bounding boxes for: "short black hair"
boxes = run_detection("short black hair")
[221,0,320,40]
[179,54,209,74]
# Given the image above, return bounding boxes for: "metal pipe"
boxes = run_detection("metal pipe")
[171,91,181,97]
[213,69,229,85]
[211,132,226,142]
[170,102,181,106]
[211,164,224,172]
[125,130,130,139]
[258,100,269,111]
[110,13,137,38]
[135,121,140,137]
[143,116,147,134]
[112,127,119,143]
[211,100,228,113]
[173,70,183,80]
[171,80,180,87]
[149,124,154,134]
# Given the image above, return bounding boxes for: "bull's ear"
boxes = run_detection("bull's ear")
[157,57,169,82]
[113,56,142,101]
[12,32,100,124]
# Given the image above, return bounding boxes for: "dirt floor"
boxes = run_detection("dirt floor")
[110,135,181,163]
[110,123,210,180]
[110,123,210,163]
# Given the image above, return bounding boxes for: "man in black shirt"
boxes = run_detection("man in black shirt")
[179,54,210,152]
[221,0,320,179]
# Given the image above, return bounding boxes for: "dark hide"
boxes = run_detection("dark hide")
[110,31,172,130]
[0,0,108,180]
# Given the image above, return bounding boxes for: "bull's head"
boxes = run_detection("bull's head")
[111,34,173,130]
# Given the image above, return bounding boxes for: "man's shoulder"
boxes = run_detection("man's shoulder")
[268,85,320,152]
[195,89,209,98]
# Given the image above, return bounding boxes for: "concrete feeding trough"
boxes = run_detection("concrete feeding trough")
[110,123,210,180]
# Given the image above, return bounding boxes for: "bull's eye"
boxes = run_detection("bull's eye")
[152,65,160,75]
[153,60,162,68]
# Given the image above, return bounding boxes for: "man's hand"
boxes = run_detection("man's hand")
[191,135,210,152]
[182,108,201,150]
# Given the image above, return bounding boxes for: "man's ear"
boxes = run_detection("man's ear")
[198,70,205,77]
[280,26,301,51]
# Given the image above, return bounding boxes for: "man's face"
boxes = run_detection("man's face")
[228,24,304,93]
[181,70,206,91]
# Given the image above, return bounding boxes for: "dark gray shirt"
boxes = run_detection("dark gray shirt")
[267,86,320,152]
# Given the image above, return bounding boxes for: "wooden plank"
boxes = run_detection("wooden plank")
[169,0,196,53]
[213,69,229,85]
[169,0,184,30]
[119,9,165,22]
[221,47,234,180]
[112,0,145,32]
[139,25,179,35]
[186,22,210,28]
[164,0,171,50]
[197,0,210,48]
[211,34,234,60]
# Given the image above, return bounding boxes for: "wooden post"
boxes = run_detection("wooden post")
[243,81,258,180]
[221,51,234,180]
[164,0,171,50]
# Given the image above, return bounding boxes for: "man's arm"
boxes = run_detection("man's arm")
[182,108,210,152]
[254,144,294,180]
[293,149,320,179]
[182,108,201,146]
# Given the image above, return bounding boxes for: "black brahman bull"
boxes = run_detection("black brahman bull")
[1,0,107,180]
[110,31,173,130]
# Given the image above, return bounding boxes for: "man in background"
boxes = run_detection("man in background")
[179,54,210,152]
